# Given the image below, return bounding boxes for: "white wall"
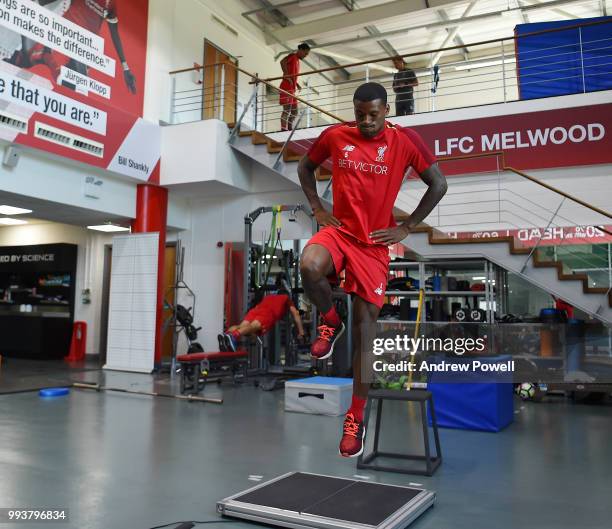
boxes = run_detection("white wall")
[144,0,280,126]
[0,221,112,357]
[167,193,191,231]
[0,141,137,220]
[0,138,190,233]
[175,185,313,352]
[144,0,336,130]
[161,119,250,190]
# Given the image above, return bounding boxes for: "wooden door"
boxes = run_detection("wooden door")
[202,40,237,124]
[162,245,177,360]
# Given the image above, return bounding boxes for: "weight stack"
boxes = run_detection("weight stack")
[400,298,412,320]
[432,298,445,322]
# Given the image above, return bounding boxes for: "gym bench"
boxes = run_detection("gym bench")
[176,351,248,394]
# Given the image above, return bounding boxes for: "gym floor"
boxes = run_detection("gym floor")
[1,363,610,529]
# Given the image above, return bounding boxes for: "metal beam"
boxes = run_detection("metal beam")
[336,0,399,57]
[365,25,399,57]
[313,48,395,73]
[264,0,459,44]
[431,0,478,67]
[304,39,350,79]
[242,0,302,17]
[522,0,579,19]
[438,9,469,61]
[518,0,531,23]
[247,0,349,80]
[602,0,608,16]
[300,0,591,51]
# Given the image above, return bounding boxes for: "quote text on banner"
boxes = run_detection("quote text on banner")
[0,70,107,134]
[0,0,115,77]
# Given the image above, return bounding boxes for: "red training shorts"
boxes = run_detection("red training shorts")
[305,227,390,308]
[279,79,297,106]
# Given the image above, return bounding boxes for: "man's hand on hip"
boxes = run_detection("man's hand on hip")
[369,225,410,245]
[314,207,341,228]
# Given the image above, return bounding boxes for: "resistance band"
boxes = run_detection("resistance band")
[257,206,283,293]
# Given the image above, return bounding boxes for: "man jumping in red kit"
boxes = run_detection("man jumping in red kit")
[298,82,447,457]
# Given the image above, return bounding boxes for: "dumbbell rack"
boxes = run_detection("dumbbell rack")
[380,258,498,325]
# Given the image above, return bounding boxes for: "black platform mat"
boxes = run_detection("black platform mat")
[234,473,353,512]
[305,480,421,526]
[234,473,422,526]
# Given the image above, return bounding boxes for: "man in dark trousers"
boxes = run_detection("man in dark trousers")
[298,82,447,457]
[392,56,418,116]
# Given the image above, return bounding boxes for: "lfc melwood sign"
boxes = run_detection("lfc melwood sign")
[411,103,611,175]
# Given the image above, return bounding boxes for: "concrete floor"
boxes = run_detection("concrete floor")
[0,366,611,529]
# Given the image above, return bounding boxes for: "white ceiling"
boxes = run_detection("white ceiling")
[0,190,131,229]
[241,0,609,76]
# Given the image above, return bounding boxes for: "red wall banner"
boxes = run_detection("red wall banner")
[410,103,612,176]
[0,0,159,182]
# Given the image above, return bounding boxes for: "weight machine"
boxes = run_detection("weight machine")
[243,205,318,387]
[163,239,202,373]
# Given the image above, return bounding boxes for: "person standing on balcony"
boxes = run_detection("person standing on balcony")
[279,43,310,131]
[392,56,418,116]
[298,82,447,457]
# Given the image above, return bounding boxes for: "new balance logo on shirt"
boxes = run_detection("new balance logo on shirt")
[343,144,355,158]
[374,283,384,296]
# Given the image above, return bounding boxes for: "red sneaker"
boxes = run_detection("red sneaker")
[339,412,365,458]
[310,322,345,360]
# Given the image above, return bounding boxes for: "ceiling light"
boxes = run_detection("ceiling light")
[0,218,28,225]
[472,276,486,280]
[0,205,32,215]
[87,224,130,233]
[455,58,516,71]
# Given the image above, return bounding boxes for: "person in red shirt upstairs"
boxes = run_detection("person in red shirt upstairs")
[298,82,447,457]
[279,43,310,131]
[220,286,305,352]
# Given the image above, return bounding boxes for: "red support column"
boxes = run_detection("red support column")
[132,182,168,366]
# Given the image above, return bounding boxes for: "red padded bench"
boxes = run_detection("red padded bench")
[177,350,248,394]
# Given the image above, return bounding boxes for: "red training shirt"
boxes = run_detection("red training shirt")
[307,122,435,244]
[65,0,118,34]
[282,53,300,87]
[256,294,293,321]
